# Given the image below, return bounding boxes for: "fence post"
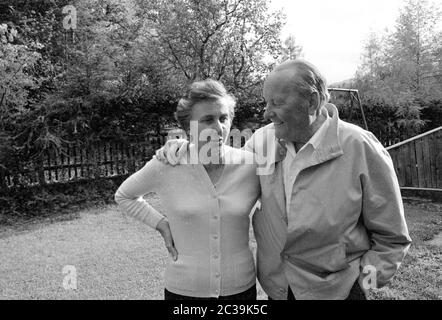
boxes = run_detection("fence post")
[36,153,46,186]
[93,142,101,179]
[128,142,135,174]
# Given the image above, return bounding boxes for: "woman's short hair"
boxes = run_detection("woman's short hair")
[175,79,236,131]
[276,59,330,106]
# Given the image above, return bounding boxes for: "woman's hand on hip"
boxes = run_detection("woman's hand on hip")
[156,218,178,261]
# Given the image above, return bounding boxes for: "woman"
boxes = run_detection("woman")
[115,79,260,300]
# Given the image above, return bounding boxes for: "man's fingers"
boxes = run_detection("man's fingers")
[155,140,180,165]
[168,144,179,166]
[176,141,190,163]
[155,148,167,163]
[162,139,189,165]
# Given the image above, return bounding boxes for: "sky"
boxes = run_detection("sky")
[270,0,405,83]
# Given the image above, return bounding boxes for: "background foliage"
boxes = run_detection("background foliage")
[0,0,290,187]
[346,0,442,139]
[0,0,441,194]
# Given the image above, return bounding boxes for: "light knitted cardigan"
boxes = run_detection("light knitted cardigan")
[115,145,260,298]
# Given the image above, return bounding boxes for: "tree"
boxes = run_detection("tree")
[0,0,289,184]
[354,0,442,138]
[280,34,303,62]
[133,0,286,128]
[388,0,442,100]
[34,0,178,141]
[0,25,42,121]
[137,0,285,93]
[0,22,48,187]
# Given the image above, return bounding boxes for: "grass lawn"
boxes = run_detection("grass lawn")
[368,199,442,300]
[0,196,440,300]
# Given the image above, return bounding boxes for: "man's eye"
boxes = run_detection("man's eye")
[220,117,228,122]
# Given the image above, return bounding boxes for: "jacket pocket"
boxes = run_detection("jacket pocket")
[286,243,349,278]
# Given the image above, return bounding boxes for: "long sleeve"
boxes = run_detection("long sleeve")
[114,158,166,229]
[359,133,412,287]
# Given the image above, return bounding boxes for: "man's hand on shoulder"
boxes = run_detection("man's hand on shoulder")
[155,139,189,166]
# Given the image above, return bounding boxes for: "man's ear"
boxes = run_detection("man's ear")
[308,92,320,115]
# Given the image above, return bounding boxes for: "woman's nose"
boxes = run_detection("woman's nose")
[212,120,223,137]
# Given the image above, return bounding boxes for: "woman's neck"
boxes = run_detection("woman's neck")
[198,144,225,169]
[203,162,223,171]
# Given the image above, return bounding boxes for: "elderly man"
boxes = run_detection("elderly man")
[156,59,411,300]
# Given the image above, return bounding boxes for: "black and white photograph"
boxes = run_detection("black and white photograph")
[0,0,441,305]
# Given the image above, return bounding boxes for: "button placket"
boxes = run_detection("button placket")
[210,196,222,297]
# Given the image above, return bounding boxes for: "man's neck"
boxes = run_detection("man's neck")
[291,111,327,153]
[293,142,304,153]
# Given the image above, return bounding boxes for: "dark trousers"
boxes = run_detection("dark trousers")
[269,280,367,300]
[165,284,257,300]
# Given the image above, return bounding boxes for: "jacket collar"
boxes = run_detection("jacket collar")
[310,103,344,165]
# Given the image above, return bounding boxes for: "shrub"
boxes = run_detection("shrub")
[0,176,127,221]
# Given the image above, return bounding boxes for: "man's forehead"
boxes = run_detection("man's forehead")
[263,69,298,97]
[269,67,298,81]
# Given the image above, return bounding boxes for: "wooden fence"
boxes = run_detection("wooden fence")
[387,126,442,191]
[2,126,441,191]
[2,134,168,188]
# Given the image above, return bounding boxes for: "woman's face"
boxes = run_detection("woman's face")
[189,99,232,153]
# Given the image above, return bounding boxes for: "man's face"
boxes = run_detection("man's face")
[263,70,312,143]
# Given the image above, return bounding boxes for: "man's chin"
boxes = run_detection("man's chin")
[274,127,286,140]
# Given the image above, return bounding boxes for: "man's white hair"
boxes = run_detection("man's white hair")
[274,59,330,106]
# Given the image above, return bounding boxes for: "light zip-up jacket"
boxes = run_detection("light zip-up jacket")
[245,103,412,300]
